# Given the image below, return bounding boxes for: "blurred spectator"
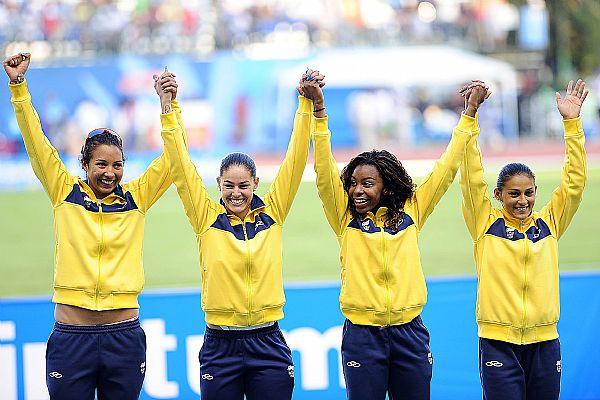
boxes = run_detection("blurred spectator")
[1,0,598,158]
[0,0,539,58]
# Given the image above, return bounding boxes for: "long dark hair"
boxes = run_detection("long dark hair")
[341,150,415,229]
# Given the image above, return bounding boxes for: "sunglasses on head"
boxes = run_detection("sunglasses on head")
[85,128,122,146]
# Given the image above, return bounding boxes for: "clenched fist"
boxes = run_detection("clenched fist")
[3,53,31,84]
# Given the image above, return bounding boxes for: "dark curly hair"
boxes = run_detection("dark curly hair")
[80,128,124,166]
[341,150,415,229]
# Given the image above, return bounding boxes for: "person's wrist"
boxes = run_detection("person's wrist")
[465,104,478,117]
[160,97,172,114]
[313,100,325,111]
[9,74,24,84]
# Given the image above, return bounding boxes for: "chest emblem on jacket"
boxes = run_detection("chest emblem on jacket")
[505,227,516,239]
[348,214,414,235]
[64,184,138,213]
[486,218,551,243]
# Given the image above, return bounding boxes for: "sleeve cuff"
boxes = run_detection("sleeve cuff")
[297,96,313,113]
[9,80,30,101]
[456,112,477,134]
[563,117,584,137]
[160,111,178,130]
[314,116,329,134]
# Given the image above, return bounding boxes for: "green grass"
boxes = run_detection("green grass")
[1,169,599,297]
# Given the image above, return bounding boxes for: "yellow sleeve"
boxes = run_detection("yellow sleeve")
[172,98,185,135]
[312,115,349,237]
[413,113,475,230]
[160,111,221,235]
[263,96,312,224]
[459,118,492,241]
[540,117,586,238]
[9,81,74,206]
[127,99,189,212]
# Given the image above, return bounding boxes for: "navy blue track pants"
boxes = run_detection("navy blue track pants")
[479,338,561,400]
[342,316,433,400]
[46,318,146,400]
[199,322,294,400]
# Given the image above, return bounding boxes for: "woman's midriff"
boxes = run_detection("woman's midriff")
[55,303,139,325]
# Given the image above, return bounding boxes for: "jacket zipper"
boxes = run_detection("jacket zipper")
[96,201,105,308]
[521,220,529,341]
[380,224,391,325]
[241,220,252,326]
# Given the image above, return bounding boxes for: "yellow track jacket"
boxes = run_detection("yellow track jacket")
[161,96,312,327]
[460,117,586,344]
[313,113,477,326]
[10,81,181,310]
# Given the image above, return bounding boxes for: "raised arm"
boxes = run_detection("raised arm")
[263,70,318,224]
[412,85,485,230]
[459,81,493,241]
[5,53,73,206]
[309,71,349,237]
[125,68,183,212]
[541,79,588,238]
[157,74,220,235]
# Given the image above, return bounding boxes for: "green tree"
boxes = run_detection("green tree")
[509,0,600,80]
[544,0,600,81]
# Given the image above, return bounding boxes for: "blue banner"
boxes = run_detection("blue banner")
[1,273,599,399]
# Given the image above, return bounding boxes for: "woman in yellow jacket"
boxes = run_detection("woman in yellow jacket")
[459,79,588,400]
[158,71,321,400]
[310,76,487,399]
[4,53,183,399]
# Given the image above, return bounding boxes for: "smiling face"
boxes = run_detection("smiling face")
[348,164,385,216]
[82,144,124,199]
[494,173,536,220]
[217,164,259,220]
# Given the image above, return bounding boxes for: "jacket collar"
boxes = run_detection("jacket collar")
[363,206,389,224]
[219,194,266,215]
[501,208,535,230]
[79,178,127,204]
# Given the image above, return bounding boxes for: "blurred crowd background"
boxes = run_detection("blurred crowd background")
[0,0,599,159]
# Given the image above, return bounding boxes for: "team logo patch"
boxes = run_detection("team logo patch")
[361,220,370,230]
[505,227,516,239]
[556,360,562,373]
[427,352,433,365]
[140,362,146,374]
[287,365,294,378]
[83,195,94,209]
[255,220,265,229]
[346,361,361,368]
[202,373,214,380]
[485,361,503,368]
[49,371,62,379]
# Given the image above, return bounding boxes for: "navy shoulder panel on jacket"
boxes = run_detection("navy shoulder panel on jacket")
[347,213,415,235]
[210,212,276,240]
[486,218,552,242]
[210,193,277,241]
[64,184,138,213]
